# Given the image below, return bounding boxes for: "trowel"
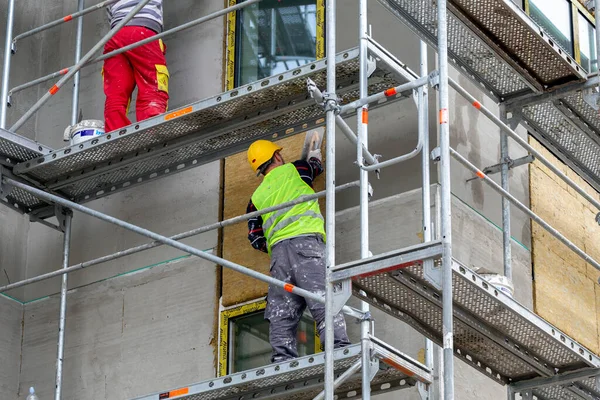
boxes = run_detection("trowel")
[300,130,324,161]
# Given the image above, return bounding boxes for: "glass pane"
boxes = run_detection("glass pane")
[529,0,573,56]
[578,13,598,73]
[230,311,316,373]
[236,0,318,87]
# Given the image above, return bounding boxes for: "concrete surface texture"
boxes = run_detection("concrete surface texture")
[0,295,23,400]
[0,1,541,400]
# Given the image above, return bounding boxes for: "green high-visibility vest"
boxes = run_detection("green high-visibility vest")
[251,163,326,254]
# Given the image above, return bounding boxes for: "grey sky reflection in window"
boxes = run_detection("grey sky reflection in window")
[236,0,318,87]
[529,0,573,56]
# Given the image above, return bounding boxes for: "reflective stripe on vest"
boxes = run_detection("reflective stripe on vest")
[251,163,326,253]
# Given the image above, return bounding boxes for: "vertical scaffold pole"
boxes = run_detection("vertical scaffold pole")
[55,210,73,400]
[357,1,371,399]
[324,0,337,398]
[71,0,85,127]
[437,0,454,398]
[0,0,16,129]
[420,39,435,399]
[499,104,512,281]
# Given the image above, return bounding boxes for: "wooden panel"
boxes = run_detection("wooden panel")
[221,131,325,306]
[529,137,600,355]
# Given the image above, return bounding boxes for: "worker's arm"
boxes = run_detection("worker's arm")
[293,157,323,187]
[247,200,268,253]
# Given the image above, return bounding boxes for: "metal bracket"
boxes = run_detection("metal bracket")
[322,92,341,114]
[596,212,600,226]
[0,167,14,200]
[428,70,440,89]
[417,381,431,400]
[583,87,600,110]
[423,258,442,290]
[6,94,12,108]
[10,41,16,55]
[54,206,72,233]
[368,182,374,199]
[331,278,352,315]
[430,147,441,163]
[466,154,534,183]
[584,1,596,11]
[366,55,377,78]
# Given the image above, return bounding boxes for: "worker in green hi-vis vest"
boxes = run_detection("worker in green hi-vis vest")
[245,139,351,363]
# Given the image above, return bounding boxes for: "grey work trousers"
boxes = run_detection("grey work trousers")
[265,235,351,362]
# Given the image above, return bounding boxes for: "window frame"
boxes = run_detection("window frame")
[225,0,326,91]
[218,298,321,377]
[523,0,597,71]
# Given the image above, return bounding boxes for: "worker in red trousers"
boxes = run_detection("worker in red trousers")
[103,0,169,132]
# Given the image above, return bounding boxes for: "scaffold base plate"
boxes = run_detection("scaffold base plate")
[353,258,600,397]
[131,340,431,400]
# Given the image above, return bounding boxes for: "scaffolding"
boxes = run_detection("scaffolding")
[1,0,600,400]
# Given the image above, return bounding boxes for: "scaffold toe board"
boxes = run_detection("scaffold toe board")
[378,0,586,101]
[352,258,600,396]
[131,341,432,400]
[12,46,415,208]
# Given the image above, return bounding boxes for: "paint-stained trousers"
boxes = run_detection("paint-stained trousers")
[103,26,169,133]
[265,235,351,362]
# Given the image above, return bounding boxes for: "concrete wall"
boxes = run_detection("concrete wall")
[0,295,23,400]
[18,256,218,400]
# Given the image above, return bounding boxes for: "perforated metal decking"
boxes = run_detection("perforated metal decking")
[332,250,600,399]
[377,0,586,101]
[10,46,414,214]
[131,340,432,400]
[0,128,53,213]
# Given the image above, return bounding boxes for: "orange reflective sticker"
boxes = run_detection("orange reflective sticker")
[60,68,69,75]
[362,108,368,124]
[384,87,397,97]
[169,388,189,397]
[439,108,449,124]
[63,15,73,22]
[165,106,192,121]
[476,171,485,179]
[472,101,482,110]
[284,283,294,293]
[49,85,60,95]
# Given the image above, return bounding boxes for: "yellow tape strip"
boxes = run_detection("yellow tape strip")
[225,0,237,91]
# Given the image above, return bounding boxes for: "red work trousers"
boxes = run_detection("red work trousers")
[103,26,169,133]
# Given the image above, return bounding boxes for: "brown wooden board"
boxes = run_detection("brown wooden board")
[529,137,600,355]
[221,130,326,306]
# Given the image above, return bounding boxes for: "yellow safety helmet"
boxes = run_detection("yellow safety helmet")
[247,140,283,174]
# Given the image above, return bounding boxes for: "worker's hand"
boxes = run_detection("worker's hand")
[307,149,322,162]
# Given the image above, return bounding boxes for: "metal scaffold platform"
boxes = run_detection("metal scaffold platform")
[132,339,432,400]
[331,245,600,399]
[6,46,413,216]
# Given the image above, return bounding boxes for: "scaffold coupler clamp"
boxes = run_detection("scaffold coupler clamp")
[322,92,341,114]
[54,206,72,233]
[10,40,17,55]
[0,167,14,200]
[430,147,441,163]
[428,70,440,89]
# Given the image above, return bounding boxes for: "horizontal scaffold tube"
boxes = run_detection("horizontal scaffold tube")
[339,74,430,114]
[12,0,120,43]
[0,180,359,295]
[449,148,600,272]
[448,77,600,214]
[9,0,262,96]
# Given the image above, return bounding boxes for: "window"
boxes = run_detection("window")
[226,0,325,90]
[578,12,598,73]
[219,299,319,376]
[528,0,574,56]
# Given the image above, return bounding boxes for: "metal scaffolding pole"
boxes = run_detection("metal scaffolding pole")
[71,0,85,127]
[54,209,72,400]
[0,0,15,129]
[448,77,600,214]
[10,0,154,132]
[499,104,512,281]
[0,181,359,294]
[324,0,337,397]
[13,0,118,44]
[3,177,366,322]
[357,1,372,399]
[420,39,435,400]
[450,148,600,272]
[437,0,454,398]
